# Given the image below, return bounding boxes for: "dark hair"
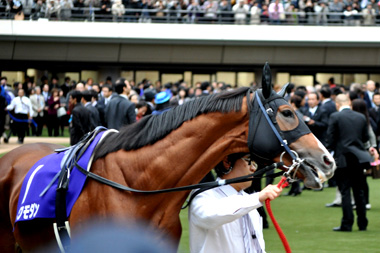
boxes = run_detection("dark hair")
[294,90,306,99]
[372,91,380,100]
[296,86,307,92]
[136,100,148,109]
[178,86,189,98]
[286,83,295,94]
[115,82,126,94]
[320,87,331,98]
[214,153,247,178]
[201,81,210,91]
[290,95,303,109]
[349,91,359,101]
[82,90,92,102]
[352,99,370,126]
[164,83,172,90]
[116,78,125,86]
[70,90,83,103]
[331,87,342,96]
[90,90,99,100]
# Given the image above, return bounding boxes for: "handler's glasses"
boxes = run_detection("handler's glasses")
[241,157,258,170]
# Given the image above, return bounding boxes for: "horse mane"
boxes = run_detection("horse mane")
[94,87,252,159]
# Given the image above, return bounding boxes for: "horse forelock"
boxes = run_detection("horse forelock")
[94,87,252,159]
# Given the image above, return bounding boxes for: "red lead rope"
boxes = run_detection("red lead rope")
[265,176,292,253]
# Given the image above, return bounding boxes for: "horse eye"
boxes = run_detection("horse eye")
[281,110,294,118]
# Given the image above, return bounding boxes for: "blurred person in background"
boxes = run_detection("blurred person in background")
[30,86,45,137]
[105,82,136,130]
[112,0,125,22]
[58,89,68,136]
[268,0,284,24]
[82,90,100,130]
[47,88,60,136]
[60,0,73,20]
[135,100,148,121]
[327,94,373,232]
[5,89,32,144]
[232,0,249,24]
[352,98,378,210]
[69,90,92,145]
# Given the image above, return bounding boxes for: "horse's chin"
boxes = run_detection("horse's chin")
[298,162,327,189]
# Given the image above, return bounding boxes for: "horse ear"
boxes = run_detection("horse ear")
[277,83,289,97]
[262,62,272,99]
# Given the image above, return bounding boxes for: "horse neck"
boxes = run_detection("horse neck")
[111,105,250,199]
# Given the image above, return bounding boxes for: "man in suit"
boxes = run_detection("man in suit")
[105,82,136,130]
[69,90,92,145]
[29,86,45,136]
[81,90,100,130]
[302,92,329,145]
[363,80,377,110]
[96,84,113,127]
[368,92,380,135]
[320,87,338,188]
[320,87,337,119]
[60,76,71,97]
[326,94,375,232]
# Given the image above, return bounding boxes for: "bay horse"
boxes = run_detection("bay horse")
[0,73,335,252]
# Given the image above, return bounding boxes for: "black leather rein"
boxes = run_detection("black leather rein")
[74,160,283,195]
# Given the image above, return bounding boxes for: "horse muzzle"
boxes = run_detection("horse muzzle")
[297,152,336,189]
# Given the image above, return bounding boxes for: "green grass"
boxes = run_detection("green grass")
[39,126,70,138]
[179,177,380,253]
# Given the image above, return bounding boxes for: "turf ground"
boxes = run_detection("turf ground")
[179,176,380,253]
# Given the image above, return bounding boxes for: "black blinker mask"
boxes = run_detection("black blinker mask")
[247,90,311,164]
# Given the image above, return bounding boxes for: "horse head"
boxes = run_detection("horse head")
[248,63,335,189]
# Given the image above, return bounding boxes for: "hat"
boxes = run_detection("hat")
[155,91,172,104]
[143,88,156,101]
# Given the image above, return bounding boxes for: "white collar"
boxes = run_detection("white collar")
[322,98,331,104]
[339,105,350,112]
[120,94,129,100]
[216,177,244,196]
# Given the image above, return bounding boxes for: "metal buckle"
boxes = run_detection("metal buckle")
[280,150,304,182]
[266,108,273,114]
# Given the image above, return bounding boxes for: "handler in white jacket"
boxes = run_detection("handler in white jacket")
[189,154,282,253]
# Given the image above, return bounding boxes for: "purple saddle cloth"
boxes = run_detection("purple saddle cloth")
[15,131,105,225]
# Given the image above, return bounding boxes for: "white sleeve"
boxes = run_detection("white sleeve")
[27,99,33,117]
[6,98,16,110]
[190,190,262,230]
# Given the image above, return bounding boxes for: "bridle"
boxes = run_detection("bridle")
[254,91,305,182]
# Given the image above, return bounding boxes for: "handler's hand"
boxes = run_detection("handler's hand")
[258,184,283,203]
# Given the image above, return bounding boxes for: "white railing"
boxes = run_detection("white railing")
[0,5,379,26]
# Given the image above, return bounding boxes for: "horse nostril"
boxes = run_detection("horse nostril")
[323,155,332,166]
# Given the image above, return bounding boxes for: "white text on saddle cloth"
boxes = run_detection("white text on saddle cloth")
[16,203,40,221]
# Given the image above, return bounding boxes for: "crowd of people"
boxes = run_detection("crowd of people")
[0,75,235,145]
[1,0,379,25]
[281,78,380,232]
